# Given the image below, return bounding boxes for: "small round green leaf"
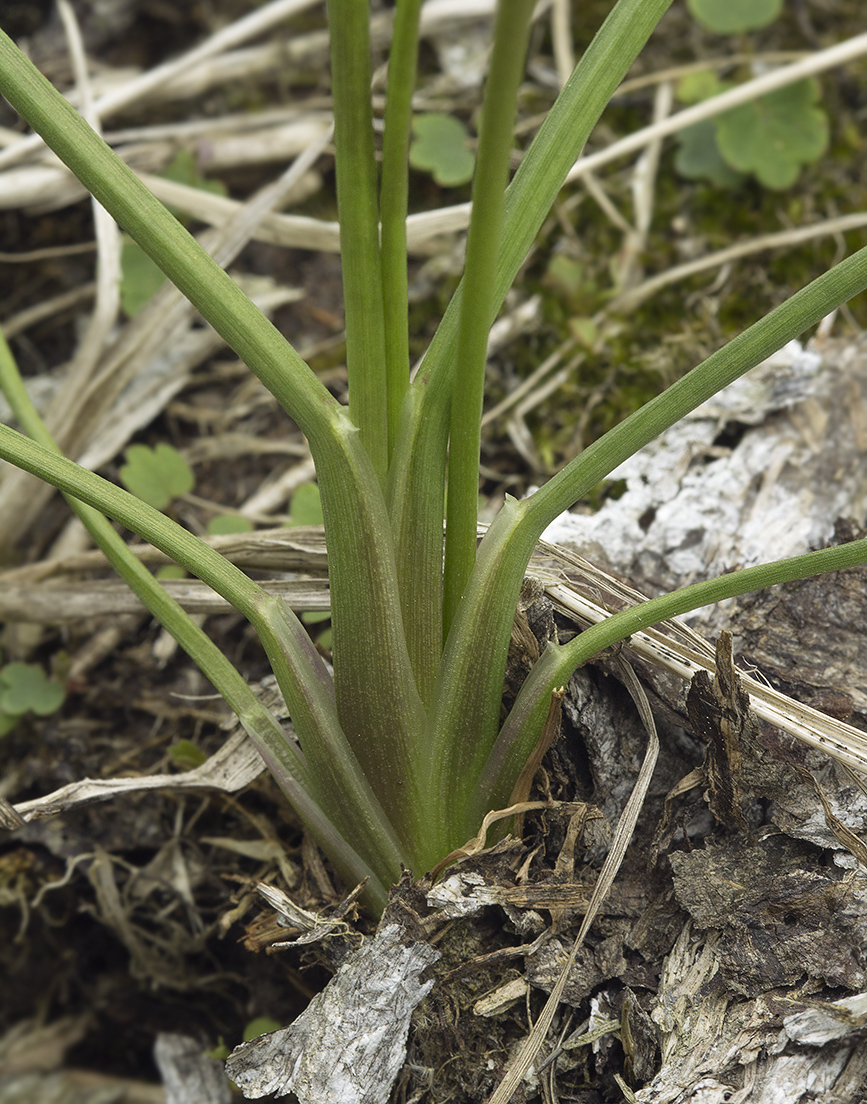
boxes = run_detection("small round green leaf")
[302,610,332,649]
[169,739,208,769]
[301,610,330,625]
[568,317,598,349]
[675,120,746,187]
[207,1039,230,1061]
[155,564,188,580]
[410,114,475,187]
[242,1017,281,1042]
[0,662,66,717]
[119,443,195,510]
[120,240,168,318]
[287,482,324,527]
[688,0,781,34]
[543,254,586,297]
[716,80,829,190]
[161,149,228,203]
[0,712,24,737]
[207,514,255,535]
[677,70,727,106]
[120,151,228,316]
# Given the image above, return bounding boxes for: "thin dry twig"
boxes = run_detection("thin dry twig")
[608,211,867,314]
[8,730,266,824]
[0,0,326,171]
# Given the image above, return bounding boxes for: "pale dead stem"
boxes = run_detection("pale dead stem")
[0,1,328,552]
[609,212,867,315]
[565,31,867,188]
[533,538,867,780]
[0,728,266,829]
[4,20,864,255]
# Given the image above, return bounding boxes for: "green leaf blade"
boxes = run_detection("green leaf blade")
[119,443,194,510]
[206,515,254,536]
[119,441,194,510]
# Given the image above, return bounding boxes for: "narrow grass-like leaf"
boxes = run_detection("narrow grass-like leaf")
[327,0,388,482]
[0,27,426,865]
[380,0,423,461]
[389,0,674,740]
[442,0,535,635]
[522,243,867,531]
[120,442,194,510]
[0,417,405,900]
[0,663,65,717]
[427,241,867,848]
[0,31,335,443]
[409,114,475,186]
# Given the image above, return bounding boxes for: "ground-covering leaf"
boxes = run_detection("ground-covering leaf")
[688,0,781,34]
[678,69,727,104]
[569,317,598,348]
[169,738,208,769]
[716,80,829,189]
[409,113,475,187]
[301,609,332,650]
[208,1017,280,1062]
[675,119,746,187]
[243,1017,281,1042]
[207,514,254,535]
[286,482,323,527]
[0,661,66,734]
[120,238,170,317]
[544,254,586,298]
[155,564,188,579]
[542,254,602,316]
[674,71,745,187]
[119,442,194,510]
[674,71,827,190]
[286,482,329,642]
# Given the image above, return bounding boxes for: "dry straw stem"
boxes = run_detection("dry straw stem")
[3,730,265,827]
[0,0,325,170]
[610,212,867,314]
[0,285,96,339]
[55,0,121,390]
[11,16,863,262]
[139,29,867,250]
[0,0,491,255]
